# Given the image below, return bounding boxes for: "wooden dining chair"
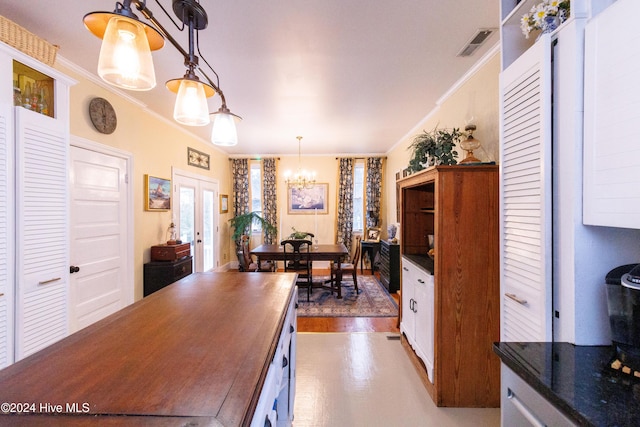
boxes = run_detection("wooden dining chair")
[239,235,274,272]
[281,239,313,301]
[331,235,361,294]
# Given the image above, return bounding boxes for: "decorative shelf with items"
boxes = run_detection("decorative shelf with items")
[12,60,54,118]
[500,0,580,70]
[501,0,539,69]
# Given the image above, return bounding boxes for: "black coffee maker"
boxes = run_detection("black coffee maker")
[606,264,640,371]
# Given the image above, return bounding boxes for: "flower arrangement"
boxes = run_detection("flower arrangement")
[521,0,570,39]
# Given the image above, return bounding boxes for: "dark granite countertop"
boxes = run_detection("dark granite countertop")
[402,254,434,274]
[494,342,640,427]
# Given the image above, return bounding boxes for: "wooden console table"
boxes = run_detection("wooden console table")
[360,240,381,274]
[0,272,298,426]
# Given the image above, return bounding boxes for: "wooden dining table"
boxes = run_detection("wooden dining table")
[251,243,349,298]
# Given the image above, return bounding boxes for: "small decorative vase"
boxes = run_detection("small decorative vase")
[537,15,560,40]
[388,224,397,240]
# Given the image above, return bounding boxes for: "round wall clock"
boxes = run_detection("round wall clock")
[89,97,117,134]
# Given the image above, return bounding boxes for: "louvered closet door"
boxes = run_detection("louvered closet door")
[14,107,68,360]
[500,36,553,342]
[0,106,13,368]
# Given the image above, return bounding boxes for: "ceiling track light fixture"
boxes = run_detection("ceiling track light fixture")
[84,0,241,145]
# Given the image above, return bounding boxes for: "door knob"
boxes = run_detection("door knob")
[70,266,80,274]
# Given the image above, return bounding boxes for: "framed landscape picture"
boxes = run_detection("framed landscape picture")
[288,183,329,214]
[145,175,171,211]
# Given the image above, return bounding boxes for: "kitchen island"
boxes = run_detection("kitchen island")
[0,272,298,426]
[494,342,640,426]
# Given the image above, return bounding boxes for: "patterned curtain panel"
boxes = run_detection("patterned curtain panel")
[366,157,384,230]
[231,158,249,220]
[336,158,354,251]
[262,158,277,244]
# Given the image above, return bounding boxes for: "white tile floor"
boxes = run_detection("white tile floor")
[294,332,500,427]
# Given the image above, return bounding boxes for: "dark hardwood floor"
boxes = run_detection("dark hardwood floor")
[296,270,400,333]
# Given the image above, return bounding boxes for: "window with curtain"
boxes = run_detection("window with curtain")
[352,160,365,232]
[249,161,262,232]
[366,157,384,230]
[231,158,249,218]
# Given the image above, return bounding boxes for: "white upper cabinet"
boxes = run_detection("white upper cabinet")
[583,0,640,229]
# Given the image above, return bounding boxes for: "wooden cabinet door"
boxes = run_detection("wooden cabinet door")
[500,36,553,342]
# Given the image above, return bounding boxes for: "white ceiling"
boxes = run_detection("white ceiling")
[2,0,499,156]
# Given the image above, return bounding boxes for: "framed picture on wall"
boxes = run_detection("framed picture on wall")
[287,183,329,214]
[145,175,171,211]
[187,147,210,170]
[220,194,229,213]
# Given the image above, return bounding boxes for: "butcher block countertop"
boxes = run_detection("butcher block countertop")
[0,272,298,426]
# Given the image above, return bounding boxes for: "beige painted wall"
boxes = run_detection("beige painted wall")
[384,52,501,229]
[56,62,232,301]
[52,47,498,299]
[277,156,338,246]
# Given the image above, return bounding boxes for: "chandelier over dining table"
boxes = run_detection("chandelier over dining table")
[284,136,316,190]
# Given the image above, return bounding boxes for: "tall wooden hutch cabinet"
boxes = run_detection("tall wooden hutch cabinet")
[398,165,500,407]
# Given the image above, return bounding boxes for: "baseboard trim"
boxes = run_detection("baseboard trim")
[400,333,436,403]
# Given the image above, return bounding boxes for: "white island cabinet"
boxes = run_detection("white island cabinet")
[0,272,298,426]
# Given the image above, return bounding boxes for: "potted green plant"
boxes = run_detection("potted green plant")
[229,211,277,244]
[407,126,462,173]
[288,227,313,240]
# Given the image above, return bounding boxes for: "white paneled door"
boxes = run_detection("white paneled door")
[69,144,131,332]
[173,171,219,272]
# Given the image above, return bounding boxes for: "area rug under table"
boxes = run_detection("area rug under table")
[297,275,398,317]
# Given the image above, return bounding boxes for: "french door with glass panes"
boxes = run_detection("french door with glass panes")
[172,171,220,272]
